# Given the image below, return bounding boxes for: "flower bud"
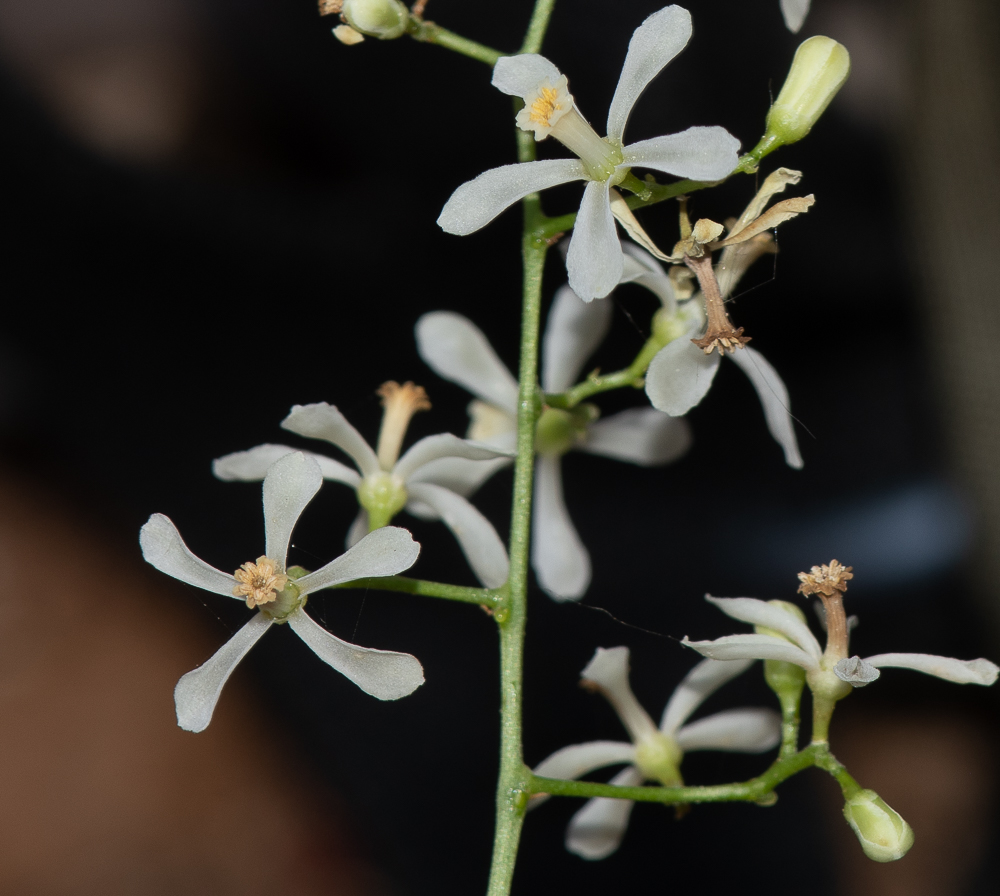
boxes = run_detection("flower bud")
[342,0,409,40]
[842,789,914,862]
[764,36,850,148]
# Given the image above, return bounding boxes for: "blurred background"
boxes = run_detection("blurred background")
[1,0,998,893]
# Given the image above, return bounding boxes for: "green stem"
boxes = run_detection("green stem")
[407,17,504,66]
[545,335,662,409]
[332,576,500,607]
[519,0,558,54]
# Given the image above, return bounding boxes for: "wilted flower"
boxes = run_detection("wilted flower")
[140,452,425,732]
[532,647,780,859]
[437,5,740,301]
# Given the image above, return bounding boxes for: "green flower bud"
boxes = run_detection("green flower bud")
[843,789,915,863]
[342,0,409,40]
[764,36,850,149]
[534,405,597,457]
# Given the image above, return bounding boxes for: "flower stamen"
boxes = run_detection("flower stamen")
[232,556,289,608]
[684,253,751,356]
[375,381,431,470]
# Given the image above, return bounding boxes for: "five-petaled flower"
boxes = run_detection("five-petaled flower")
[532,646,780,859]
[140,451,425,732]
[213,385,512,588]
[437,5,740,301]
[416,288,690,600]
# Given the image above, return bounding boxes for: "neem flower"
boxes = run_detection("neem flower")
[140,452,424,733]
[532,647,780,859]
[437,5,740,301]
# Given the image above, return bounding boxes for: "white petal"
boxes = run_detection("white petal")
[174,613,273,732]
[542,284,614,392]
[438,159,587,235]
[415,312,519,411]
[345,508,368,549]
[288,610,424,700]
[281,403,379,477]
[395,433,513,482]
[645,335,721,416]
[728,347,803,469]
[532,455,590,600]
[659,657,755,735]
[262,452,323,565]
[139,513,237,597]
[780,0,810,33]
[623,128,741,182]
[865,653,1000,686]
[492,54,563,98]
[566,180,622,302]
[580,647,659,743]
[675,707,781,753]
[606,5,692,141]
[213,444,363,487]
[705,596,823,663]
[534,740,638,782]
[620,243,676,310]
[408,455,513,500]
[298,525,420,592]
[406,482,509,588]
[580,407,691,466]
[681,633,818,668]
[565,766,644,860]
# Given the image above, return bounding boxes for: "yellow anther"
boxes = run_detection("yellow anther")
[233,556,289,609]
[529,87,562,126]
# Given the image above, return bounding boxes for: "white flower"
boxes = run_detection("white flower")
[139,452,425,733]
[624,239,804,468]
[437,5,740,301]
[780,0,811,33]
[532,647,780,860]
[213,385,512,589]
[416,290,690,600]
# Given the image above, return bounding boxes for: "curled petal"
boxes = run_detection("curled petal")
[581,407,691,466]
[728,347,803,469]
[645,334,721,416]
[660,657,754,735]
[532,456,591,600]
[406,482,509,588]
[705,596,823,663]
[580,647,659,743]
[287,610,424,700]
[297,526,420,592]
[214,444,361,486]
[438,159,587,235]
[681,633,819,669]
[174,613,273,732]
[566,180,622,302]
[606,5,692,141]
[415,312,518,411]
[395,433,512,482]
[140,513,237,597]
[542,285,614,393]
[565,765,644,860]
[675,707,781,753]
[262,452,323,566]
[623,128,741,182]
[865,653,1000,686]
[780,0,811,33]
[492,53,563,98]
[281,403,380,477]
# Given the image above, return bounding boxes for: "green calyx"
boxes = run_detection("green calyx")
[534,405,597,457]
[633,733,684,788]
[359,470,409,530]
[757,600,808,702]
[260,579,305,623]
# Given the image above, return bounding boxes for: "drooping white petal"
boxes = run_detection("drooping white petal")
[532,455,591,600]
[262,452,323,566]
[281,403,380,477]
[415,312,519,411]
[533,740,638,784]
[705,596,824,663]
[287,609,424,700]
[213,444,362,486]
[645,334,721,416]
[492,53,564,98]
[623,127,741,182]
[581,647,660,742]
[408,455,513,500]
[620,242,676,311]
[406,482,509,588]
[174,612,273,732]
[681,633,819,668]
[580,407,691,466]
[728,347,803,469]
[565,765,644,860]
[297,526,420,592]
[139,513,238,597]
[542,284,614,393]
[780,0,811,33]
[438,159,588,235]
[395,433,513,482]
[606,5,692,141]
[566,180,622,302]
[345,508,369,549]
[659,657,755,735]
[864,653,1000,686]
[675,707,782,753]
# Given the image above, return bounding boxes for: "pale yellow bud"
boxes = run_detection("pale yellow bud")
[843,789,915,862]
[342,0,409,40]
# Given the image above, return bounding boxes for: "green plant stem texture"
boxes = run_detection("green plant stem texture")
[407,17,503,66]
[332,576,500,606]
